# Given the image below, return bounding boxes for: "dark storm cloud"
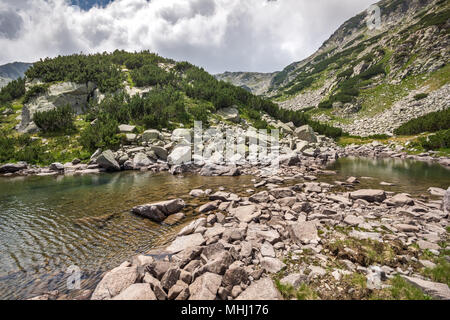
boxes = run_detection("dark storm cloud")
[0,9,23,40]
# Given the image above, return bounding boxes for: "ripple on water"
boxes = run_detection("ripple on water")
[0,171,254,299]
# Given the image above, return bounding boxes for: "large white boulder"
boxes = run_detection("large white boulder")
[18,81,96,133]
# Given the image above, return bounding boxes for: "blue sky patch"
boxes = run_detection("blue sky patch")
[70,0,114,10]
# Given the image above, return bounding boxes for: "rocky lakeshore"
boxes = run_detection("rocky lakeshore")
[2,119,447,301]
[1,119,449,179]
[27,139,450,300]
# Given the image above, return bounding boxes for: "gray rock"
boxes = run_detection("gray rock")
[149,145,168,160]
[132,199,185,222]
[188,272,222,300]
[112,283,156,300]
[260,242,275,258]
[189,189,205,197]
[18,82,96,132]
[404,276,450,300]
[229,205,261,223]
[443,187,450,214]
[294,125,318,143]
[288,221,319,244]
[178,218,207,236]
[249,191,269,203]
[280,273,306,289]
[428,187,445,197]
[200,164,240,177]
[236,278,281,300]
[96,150,120,171]
[0,162,27,173]
[222,267,248,287]
[343,215,364,226]
[385,193,414,207]
[168,280,189,300]
[142,129,162,142]
[198,201,219,213]
[261,257,286,273]
[160,267,181,291]
[118,124,136,133]
[91,262,139,300]
[217,106,240,123]
[49,162,64,171]
[133,152,152,169]
[269,188,295,199]
[166,233,206,253]
[168,146,192,165]
[350,189,386,202]
[147,261,172,280]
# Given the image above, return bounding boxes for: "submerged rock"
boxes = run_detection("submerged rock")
[132,199,185,222]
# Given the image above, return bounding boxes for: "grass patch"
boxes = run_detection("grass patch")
[423,258,450,286]
[274,280,318,300]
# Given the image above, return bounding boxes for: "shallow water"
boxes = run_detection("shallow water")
[0,157,448,299]
[0,171,254,299]
[322,157,450,196]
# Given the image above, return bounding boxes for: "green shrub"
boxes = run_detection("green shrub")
[0,78,25,105]
[285,77,314,95]
[318,100,333,109]
[414,93,428,100]
[79,115,120,152]
[394,109,450,135]
[360,64,386,80]
[419,129,450,150]
[33,105,76,133]
[131,64,174,87]
[337,68,353,78]
[23,84,48,104]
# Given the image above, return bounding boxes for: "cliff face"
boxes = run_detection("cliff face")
[217,0,450,136]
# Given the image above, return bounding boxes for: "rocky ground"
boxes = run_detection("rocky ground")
[22,122,450,301]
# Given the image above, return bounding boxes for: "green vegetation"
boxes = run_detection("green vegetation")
[415,129,450,150]
[23,84,49,104]
[394,109,450,135]
[0,50,347,165]
[413,93,428,100]
[0,130,89,165]
[25,51,136,93]
[387,276,432,300]
[33,105,76,133]
[274,280,318,300]
[130,64,175,87]
[0,78,25,106]
[424,258,450,286]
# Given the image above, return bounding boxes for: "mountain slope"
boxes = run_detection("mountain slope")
[218,0,449,136]
[0,50,345,166]
[0,62,33,88]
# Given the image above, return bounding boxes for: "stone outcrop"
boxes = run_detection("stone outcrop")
[18,81,97,133]
[96,150,121,171]
[132,199,185,222]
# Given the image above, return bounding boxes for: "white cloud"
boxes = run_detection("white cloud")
[0,0,376,73]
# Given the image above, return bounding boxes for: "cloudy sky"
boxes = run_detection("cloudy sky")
[0,0,377,73]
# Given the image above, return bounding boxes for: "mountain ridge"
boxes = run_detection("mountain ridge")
[215,0,449,136]
[0,62,33,88]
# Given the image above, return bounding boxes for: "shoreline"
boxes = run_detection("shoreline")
[1,142,449,179]
[26,148,450,301]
